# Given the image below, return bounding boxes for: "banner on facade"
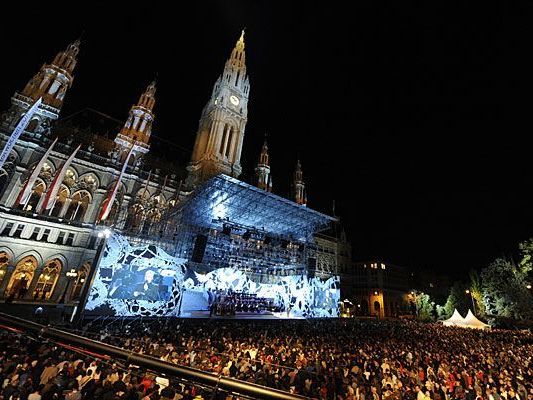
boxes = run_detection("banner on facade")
[40,143,81,212]
[0,97,43,170]
[98,145,135,222]
[16,137,58,206]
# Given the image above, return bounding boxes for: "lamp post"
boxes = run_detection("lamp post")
[465,289,476,314]
[59,269,78,304]
[71,228,112,325]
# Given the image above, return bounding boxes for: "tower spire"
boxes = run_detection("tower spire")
[20,39,80,111]
[256,132,271,192]
[186,30,251,188]
[114,80,156,156]
[294,159,306,206]
[6,39,81,134]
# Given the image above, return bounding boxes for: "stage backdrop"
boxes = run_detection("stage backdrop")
[85,233,340,317]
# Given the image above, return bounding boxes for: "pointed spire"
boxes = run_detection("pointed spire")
[229,29,246,68]
[19,39,80,112]
[255,131,271,191]
[115,80,156,154]
[137,79,157,111]
[294,158,306,205]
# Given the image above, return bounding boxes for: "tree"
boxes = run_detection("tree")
[469,269,486,317]
[480,258,533,320]
[518,238,533,275]
[414,292,435,322]
[437,281,470,319]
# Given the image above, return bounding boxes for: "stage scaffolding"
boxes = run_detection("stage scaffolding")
[119,174,338,278]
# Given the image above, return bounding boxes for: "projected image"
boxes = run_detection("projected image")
[85,233,340,318]
[107,265,173,302]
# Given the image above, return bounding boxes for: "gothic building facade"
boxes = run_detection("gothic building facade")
[0,31,344,314]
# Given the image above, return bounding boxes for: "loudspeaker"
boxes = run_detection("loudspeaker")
[191,234,208,263]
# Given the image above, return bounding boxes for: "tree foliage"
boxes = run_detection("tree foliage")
[469,269,486,317]
[415,293,435,322]
[480,258,533,320]
[437,281,470,319]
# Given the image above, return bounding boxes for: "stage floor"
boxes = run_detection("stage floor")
[180,310,306,320]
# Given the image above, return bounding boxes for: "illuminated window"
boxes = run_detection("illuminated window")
[0,252,9,287]
[33,259,62,300]
[23,179,46,212]
[5,256,37,298]
[70,263,89,300]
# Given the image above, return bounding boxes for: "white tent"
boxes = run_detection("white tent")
[442,309,465,326]
[462,309,491,330]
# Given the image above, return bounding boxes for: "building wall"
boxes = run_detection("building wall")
[342,261,411,318]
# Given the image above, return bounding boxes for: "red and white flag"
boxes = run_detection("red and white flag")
[39,143,81,212]
[98,146,135,222]
[16,137,58,206]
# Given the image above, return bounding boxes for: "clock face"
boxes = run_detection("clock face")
[230,95,240,106]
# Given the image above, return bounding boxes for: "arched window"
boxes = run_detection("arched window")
[128,203,145,231]
[70,263,89,301]
[219,124,228,155]
[225,128,233,158]
[50,185,69,217]
[5,256,37,299]
[374,301,381,314]
[27,118,39,132]
[0,251,10,287]
[23,179,46,212]
[0,169,8,197]
[65,190,91,222]
[64,168,77,187]
[33,259,62,300]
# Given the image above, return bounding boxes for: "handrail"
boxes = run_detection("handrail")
[0,312,309,400]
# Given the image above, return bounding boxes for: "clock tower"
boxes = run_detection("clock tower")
[186,30,250,188]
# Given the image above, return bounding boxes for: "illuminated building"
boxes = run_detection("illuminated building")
[0,32,341,318]
[344,261,410,318]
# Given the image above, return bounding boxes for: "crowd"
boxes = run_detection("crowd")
[1,319,532,400]
[0,329,213,400]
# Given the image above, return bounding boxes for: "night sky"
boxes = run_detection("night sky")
[1,2,529,279]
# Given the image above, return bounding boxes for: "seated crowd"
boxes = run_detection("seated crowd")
[1,319,532,400]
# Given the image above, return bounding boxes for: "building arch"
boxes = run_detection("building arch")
[32,258,63,300]
[5,255,38,298]
[63,166,78,188]
[21,178,47,211]
[65,190,91,222]
[50,184,70,217]
[77,172,99,193]
[0,152,19,196]
[0,247,15,262]
[0,250,11,288]
[136,187,152,200]
[13,250,43,268]
[26,117,41,132]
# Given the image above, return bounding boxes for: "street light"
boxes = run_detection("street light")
[527,284,532,290]
[59,269,78,304]
[465,289,476,313]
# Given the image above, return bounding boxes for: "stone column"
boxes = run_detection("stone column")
[0,265,15,298]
